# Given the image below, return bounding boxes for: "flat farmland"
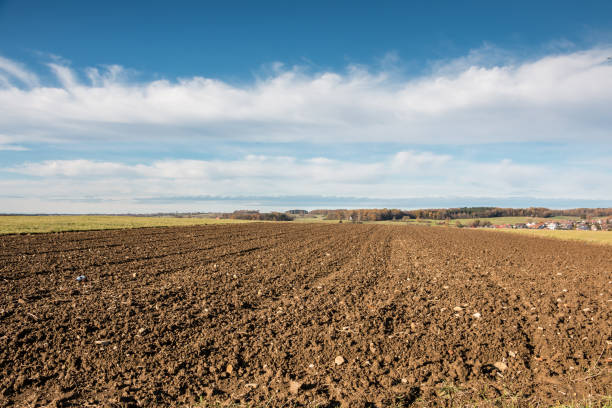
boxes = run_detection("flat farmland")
[0,224,610,407]
[0,216,249,235]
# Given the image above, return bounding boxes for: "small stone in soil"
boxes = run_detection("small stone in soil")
[334,356,345,365]
[494,361,508,371]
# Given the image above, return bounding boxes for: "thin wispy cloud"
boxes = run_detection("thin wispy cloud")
[0,135,28,151]
[5,151,610,202]
[0,56,40,87]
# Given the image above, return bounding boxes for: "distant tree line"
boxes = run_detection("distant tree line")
[310,209,409,221]
[310,207,612,221]
[456,219,493,228]
[222,210,293,221]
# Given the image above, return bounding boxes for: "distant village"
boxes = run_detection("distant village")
[464,218,612,231]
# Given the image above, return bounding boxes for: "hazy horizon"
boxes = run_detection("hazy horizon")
[1,196,610,215]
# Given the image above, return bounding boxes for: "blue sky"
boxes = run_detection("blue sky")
[0,0,611,213]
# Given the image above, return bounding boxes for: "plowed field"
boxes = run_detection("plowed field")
[1,224,610,407]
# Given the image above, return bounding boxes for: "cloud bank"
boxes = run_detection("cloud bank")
[1,48,612,145]
[4,151,610,205]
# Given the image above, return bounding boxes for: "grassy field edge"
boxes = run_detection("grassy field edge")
[0,215,252,235]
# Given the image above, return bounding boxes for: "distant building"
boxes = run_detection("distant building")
[286,209,308,215]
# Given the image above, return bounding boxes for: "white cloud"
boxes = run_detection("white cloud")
[0,48,611,145]
[0,134,28,151]
[47,63,79,89]
[392,151,451,168]
[5,152,611,208]
[0,56,39,87]
[0,145,28,151]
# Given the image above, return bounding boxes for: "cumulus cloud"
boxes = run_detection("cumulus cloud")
[1,48,612,145]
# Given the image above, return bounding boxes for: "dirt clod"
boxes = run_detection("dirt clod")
[288,380,302,395]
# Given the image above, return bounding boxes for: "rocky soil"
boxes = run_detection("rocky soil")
[0,224,610,407]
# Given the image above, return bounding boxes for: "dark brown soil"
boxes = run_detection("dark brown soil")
[0,224,610,407]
